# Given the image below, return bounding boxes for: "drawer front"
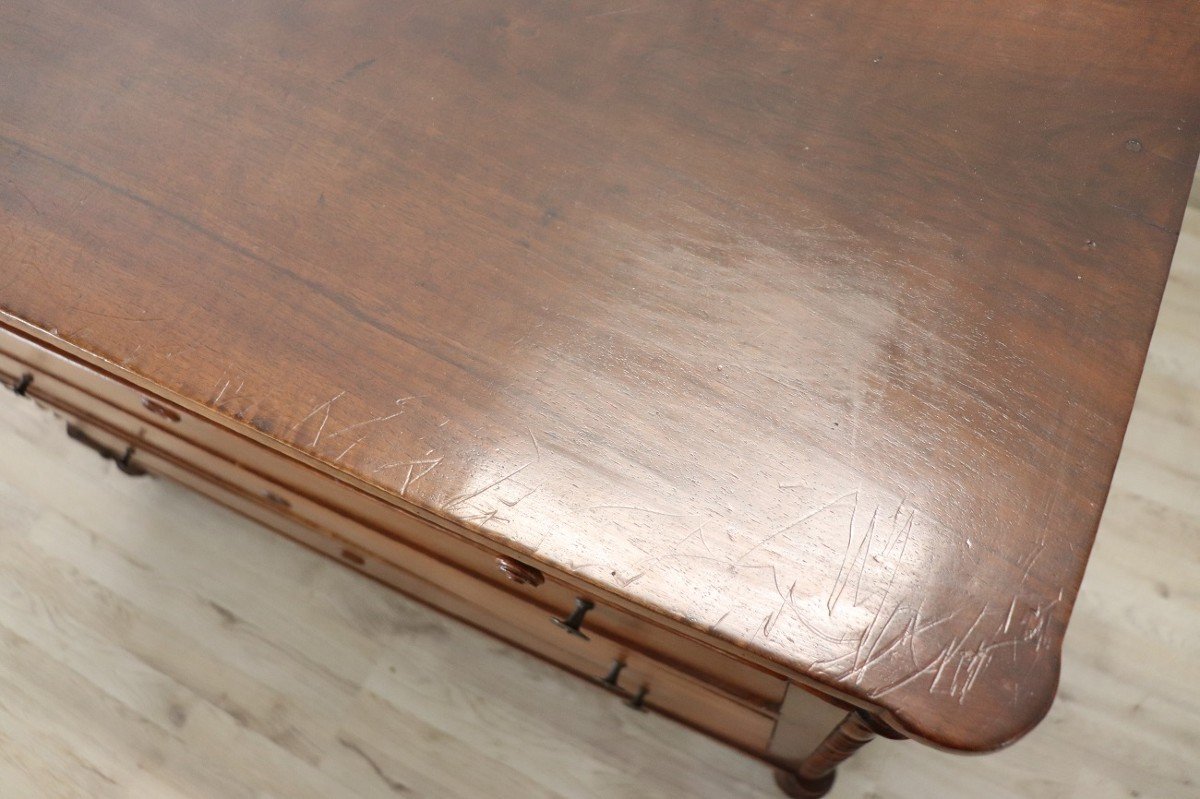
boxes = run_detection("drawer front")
[0,324,787,710]
[5,387,776,757]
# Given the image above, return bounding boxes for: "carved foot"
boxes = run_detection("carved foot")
[774,768,837,798]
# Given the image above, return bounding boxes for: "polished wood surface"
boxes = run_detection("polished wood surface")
[2,0,1198,752]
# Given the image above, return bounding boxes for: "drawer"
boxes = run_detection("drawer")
[6,389,776,757]
[0,323,787,710]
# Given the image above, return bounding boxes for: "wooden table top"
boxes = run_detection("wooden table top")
[3,0,1198,753]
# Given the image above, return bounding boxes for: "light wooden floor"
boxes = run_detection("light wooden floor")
[2,188,1198,799]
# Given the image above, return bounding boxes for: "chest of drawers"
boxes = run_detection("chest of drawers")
[3,2,1198,795]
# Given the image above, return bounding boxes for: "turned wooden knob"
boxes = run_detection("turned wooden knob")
[496,557,544,587]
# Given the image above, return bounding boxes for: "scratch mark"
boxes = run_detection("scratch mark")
[586,6,648,18]
[907,603,925,663]
[811,650,859,672]
[770,567,785,599]
[871,648,949,699]
[750,612,774,643]
[872,511,913,617]
[618,571,645,587]
[65,306,164,323]
[448,462,532,508]
[461,509,509,526]
[930,604,989,694]
[958,651,992,701]
[827,491,860,614]
[390,458,441,495]
[375,457,439,475]
[333,436,367,462]
[850,628,871,675]
[978,638,1022,658]
[566,562,607,575]
[852,507,879,606]
[1019,541,1045,585]
[930,639,960,694]
[498,485,540,508]
[528,427,542,460]
[327,411,404,439]
[847,611,913,685]
[764,603,785,637]
[740,490,856,564]
[915,610,958,636]
[1002,596,1018,634]
[782,589,862,646]
[328,397,416,440]
[676,521,711,555]
[902,607,921,655]
[886,509,914,556]
[707,609,732,633]
[852,601,904,679]
[312,394,343,446]
[627,521,714,577]
[587,505,694,517]
[289,391,346,446]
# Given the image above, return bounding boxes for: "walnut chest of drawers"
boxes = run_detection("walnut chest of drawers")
[3,1,1198,795]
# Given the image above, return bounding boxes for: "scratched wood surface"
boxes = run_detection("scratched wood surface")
[2,0,1199,751]
[0,191,1197,797]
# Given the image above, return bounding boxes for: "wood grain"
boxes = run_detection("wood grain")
[2,0,1198,751]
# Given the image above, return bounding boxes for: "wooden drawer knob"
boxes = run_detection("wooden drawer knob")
[496,557,544,587]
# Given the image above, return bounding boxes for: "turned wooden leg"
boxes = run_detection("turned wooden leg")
[773,710,879,798]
